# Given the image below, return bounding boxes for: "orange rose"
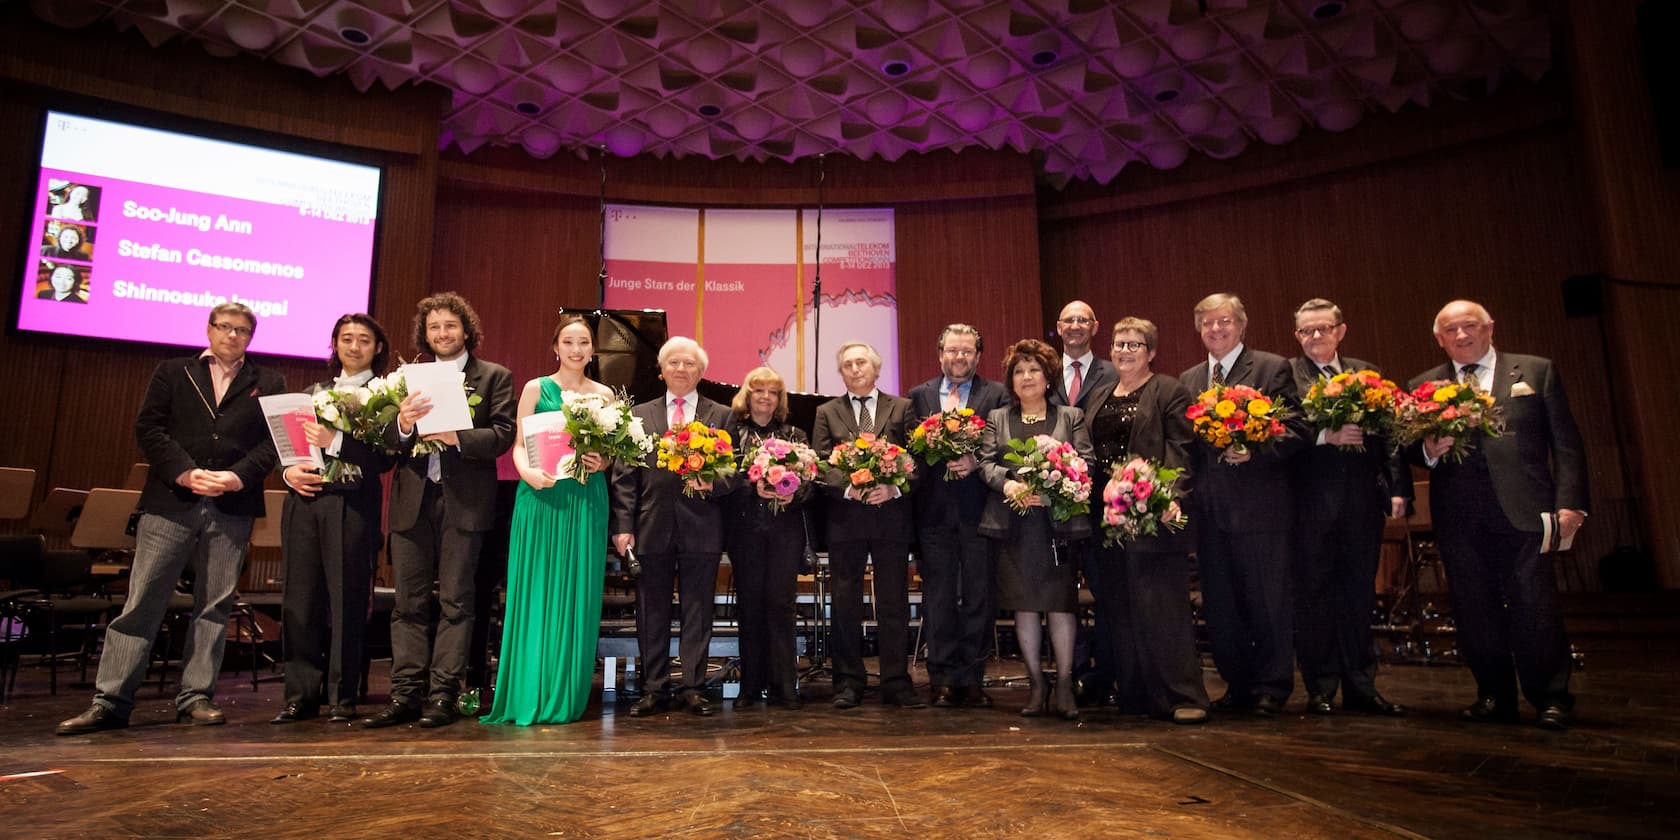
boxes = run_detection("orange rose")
[849,468,875,486]
[686,452,706,471]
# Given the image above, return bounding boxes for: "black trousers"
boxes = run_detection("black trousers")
[727,515,803,702]
[1195,523,1294,703]
[280,491,377,708]
[1097,546,1210,716]
[388,480,483,707]
[636,551,721,695]
[1292,505,1384,701]
[828,538,911,696]
[916,522,995,688]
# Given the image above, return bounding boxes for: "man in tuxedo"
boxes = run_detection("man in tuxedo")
[1412,299,1587,730]
[1287,298,1410,717]
[908,324,1010,708]
[58,303,285,734]
[1178,293,1309,715]
[612,337,732,717]
[359,293,515,729]
[813,341,923,709]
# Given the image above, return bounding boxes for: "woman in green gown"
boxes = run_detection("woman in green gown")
[484,316,615,725]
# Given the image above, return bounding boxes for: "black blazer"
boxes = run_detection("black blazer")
[1051,356,1121,414]
[385,356,516,533]
[1409,352,1589,532]
[1088,373,1195,554]
[1178,347,1309,533]
[977,404,1095,542]
[1289,356,1413,525]
[811,391,916,544]
[135,354,286,518]
[906,375,1011,528]
[610,394,734,555]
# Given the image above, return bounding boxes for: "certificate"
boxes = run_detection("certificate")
[521,410,574,475]
[400,361,473,435]
[258,393,323,468]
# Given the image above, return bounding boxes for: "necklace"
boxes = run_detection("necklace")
[1020,410,1044,423]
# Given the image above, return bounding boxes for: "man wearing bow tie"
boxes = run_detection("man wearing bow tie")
[1412,299,1587,730]
[58,302,285,735]
[812,341,922,709]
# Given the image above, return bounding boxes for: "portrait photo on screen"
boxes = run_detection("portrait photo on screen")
[36,261,89,304]
[39,220,94,262]
[47,181,102,222]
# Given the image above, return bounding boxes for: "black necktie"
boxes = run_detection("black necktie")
[854,395,873,432]
[1211,362,1225,387]
[1460,363,1479,385]
[1322,364,1337,378]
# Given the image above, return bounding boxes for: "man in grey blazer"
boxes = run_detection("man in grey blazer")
[612,337,733,717]
[812,341,922,709]
[360,293,515,730]
[1411,299,1587,730]
[907,324,1010,707]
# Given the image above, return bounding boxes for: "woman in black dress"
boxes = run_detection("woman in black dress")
[978,339,1093,720]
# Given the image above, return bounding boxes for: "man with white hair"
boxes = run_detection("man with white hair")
[1411,299,1587,730]
[612,336,733,717]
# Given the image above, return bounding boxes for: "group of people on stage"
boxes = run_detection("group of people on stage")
[54,288,1589,736]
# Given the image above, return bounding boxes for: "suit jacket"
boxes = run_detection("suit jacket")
[1088,373,1195,554]
[907,375,1011,528]
[1289,356,1413,525]
[1409,352,1588,532]
[977,404,1095,542]
[135,354,286,518]
[811,391,916,544]
[610,394,733,555]
[295,379,395,510]
[1178,347,1309,533]
[1051,356,1121,415]
[385,355,516,533]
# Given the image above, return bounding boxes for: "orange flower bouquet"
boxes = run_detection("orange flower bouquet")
[1301,369,1404,452]
[657,421,736,497]
[827,433,915,496]
[1185,384,1291,460]
[908,407,987,479]
[1395,380,1503,463]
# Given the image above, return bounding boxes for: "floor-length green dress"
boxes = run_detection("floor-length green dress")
[483,378,606,725]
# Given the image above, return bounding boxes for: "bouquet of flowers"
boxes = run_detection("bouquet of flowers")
[1186,384,1291,459]
[909,408,987,479]
[658,422,736,497]
[556,391,655,482]
[1395,380,1503,463]
[372,369,485,457]
[1301,369,1404,453]
[1099,457,1187,546]
[827,433,916,497]
[744,437,821,513]
[1002,434,1094,522]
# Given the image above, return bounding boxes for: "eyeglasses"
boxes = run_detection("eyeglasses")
[211,322,253,338]
[1294,325,1340,338]
[941,348,976,358]
[1113,340,1149,352]
[1198,316,1236,330]
[1057,316,1095,326]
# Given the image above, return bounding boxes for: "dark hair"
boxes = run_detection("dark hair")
[1000,338,1059,402]
[413,291,483,356]
[329,313,389,374]
[937,323,983,354]
[551,313,592,346]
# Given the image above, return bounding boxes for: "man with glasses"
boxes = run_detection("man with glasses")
[1411,300,1587,730]
[1287,299,1410,717]
[1178,293,1309,716]
[59,303,285,734]
[908,325,1010,707]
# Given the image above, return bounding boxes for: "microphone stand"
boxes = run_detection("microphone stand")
[809,154,825,394]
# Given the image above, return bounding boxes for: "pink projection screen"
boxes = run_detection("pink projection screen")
[15,111,382,358]
[603,205,897,394]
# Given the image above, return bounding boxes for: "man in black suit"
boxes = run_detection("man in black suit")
[908,324,1010,708]
[1287,298,1410,717]
[1178,293,1309,716]
[611,337,733,717]
[359,293,515,730]
[813,341,923,709]
[58,302,285,735]
[1412,299,1587,730]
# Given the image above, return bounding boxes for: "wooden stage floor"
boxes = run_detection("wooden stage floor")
[2,656,1676,839]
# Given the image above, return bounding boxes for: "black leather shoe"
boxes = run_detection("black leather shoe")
[1459,697,1520,724]
[327,704,357,722]
[177,699,226,726]
[1211,692,1254,712]
[1252,695,1284,717]
[418,698,460,728]
[832,687,861,709]
[56,703,128,736]
[1304,694,1334,715]
[684,694,716,717]
[732,697,764,713]
[966,688,995,709]
[931,686,961,708]
[1537,705,1572,731]
[882,689,927,709]
[271,703,318,724]
[1344,693,1407,717]
[356,702,420,729]
[628,694,664,717]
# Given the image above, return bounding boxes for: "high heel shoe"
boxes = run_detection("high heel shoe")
[1020,679,1047,718]
[1053,682,1079,721]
